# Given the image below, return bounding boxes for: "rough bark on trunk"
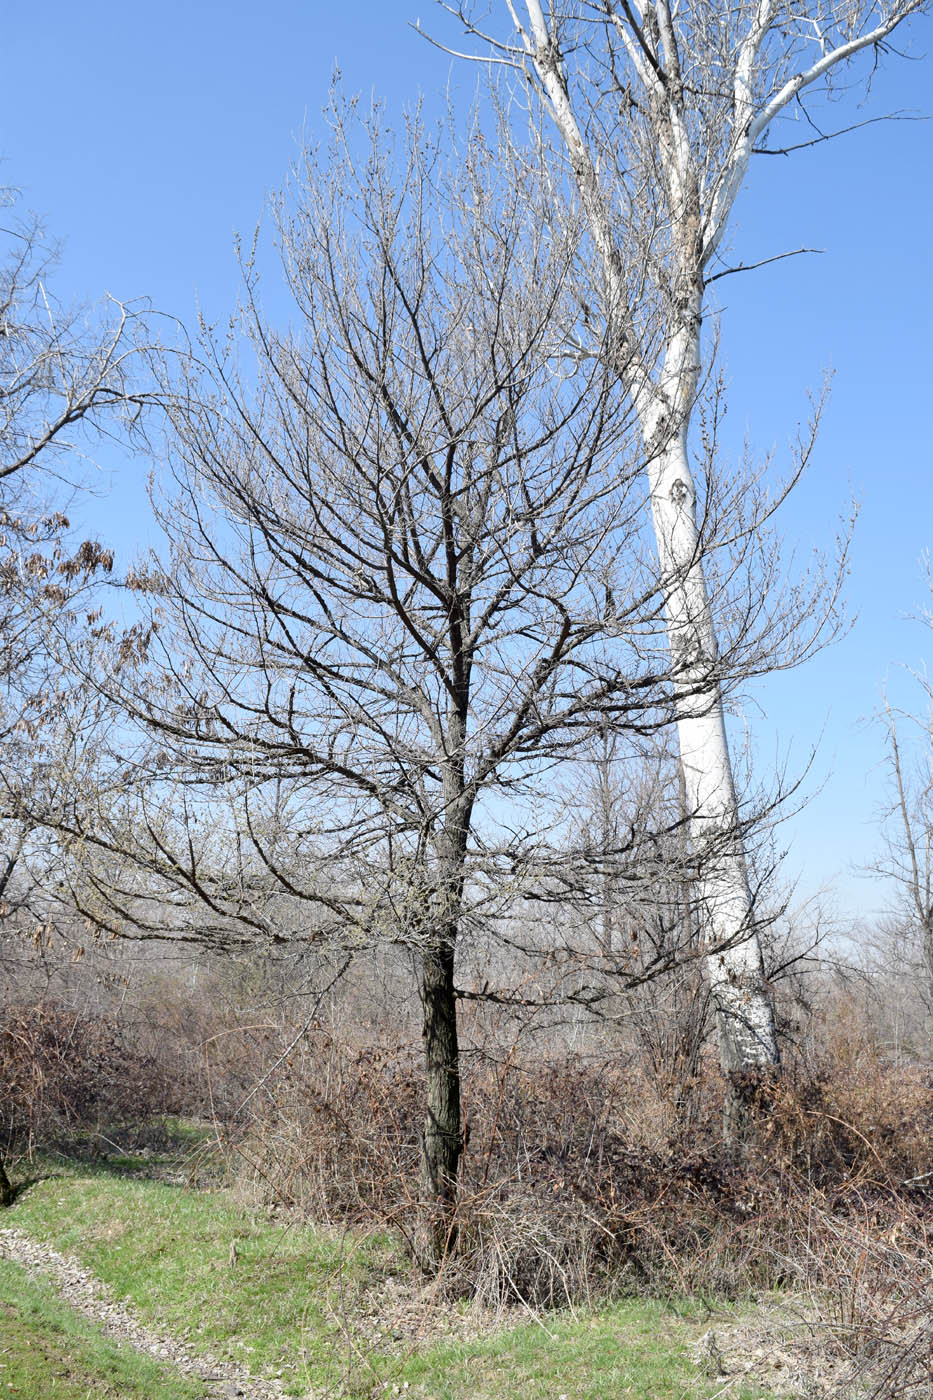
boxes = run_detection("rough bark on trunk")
[417,938,462,1268]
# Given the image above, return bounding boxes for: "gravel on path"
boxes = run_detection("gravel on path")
[0,1225,293,1400]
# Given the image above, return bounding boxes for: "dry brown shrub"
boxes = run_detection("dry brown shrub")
[231,1031,423,1222]
[761,1011,933,1190]
[228,1016,933,1348]
[0,1000,195,1153]
[18,950,926,1388]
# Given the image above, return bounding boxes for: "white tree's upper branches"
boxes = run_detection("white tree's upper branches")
[432,0,925,396]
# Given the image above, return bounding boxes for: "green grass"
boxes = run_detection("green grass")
[0,1254,205,1400]
[10,1163,390,1396]
[6,1149,786,1400]
[56,1115,220,1176]
[387,1299,778,1400]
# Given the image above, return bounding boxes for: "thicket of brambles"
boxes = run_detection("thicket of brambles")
[2,921,931,1395]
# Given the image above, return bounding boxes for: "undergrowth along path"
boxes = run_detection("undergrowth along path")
[1,1146,799,1400]
[0,1225,286,1400]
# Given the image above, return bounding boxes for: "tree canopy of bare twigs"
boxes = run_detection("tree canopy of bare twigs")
[872,586,933,1040]
[0,194,146,917]
[21,102,847,1253]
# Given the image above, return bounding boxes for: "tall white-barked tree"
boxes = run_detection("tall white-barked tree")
[438,0,926,1126]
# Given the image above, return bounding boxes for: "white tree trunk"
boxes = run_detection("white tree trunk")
[636,327,780,1086]
[649,436,780,1075]
[516,1,782,1095]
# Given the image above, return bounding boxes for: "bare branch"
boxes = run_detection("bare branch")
[706,247,825,284]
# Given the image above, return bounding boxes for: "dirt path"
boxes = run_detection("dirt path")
[0,1225,290,1400]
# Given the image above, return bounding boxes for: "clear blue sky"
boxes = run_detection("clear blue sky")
[3,2,931,925]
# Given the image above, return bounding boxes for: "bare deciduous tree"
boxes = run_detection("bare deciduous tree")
[434,0,923,1129]
[0,193,144,1203]
[873,656,933,1041]
[37,106,841,1256]
[81,115,658,1260]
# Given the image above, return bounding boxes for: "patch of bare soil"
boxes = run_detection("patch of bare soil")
[0,1225,288,1400]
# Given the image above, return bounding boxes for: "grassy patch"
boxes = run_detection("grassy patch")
[35,1115,221,1177]
[8,1155,786,1400]
[10,1164,390,1395]
[385,1299,780,1400]
[0,1254,204,1400]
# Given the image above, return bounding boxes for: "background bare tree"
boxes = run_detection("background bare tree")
[0,191,144,1202]
[872,615,933,1042]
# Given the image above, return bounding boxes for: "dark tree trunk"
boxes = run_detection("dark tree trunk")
[722,1066,778,1146]
[0,1156,12,1207]
[417,938,462,1268]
